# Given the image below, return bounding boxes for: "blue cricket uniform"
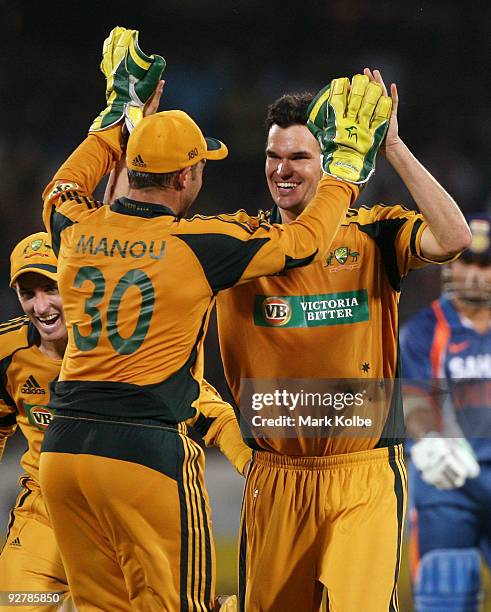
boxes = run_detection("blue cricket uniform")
[401,295,491,564]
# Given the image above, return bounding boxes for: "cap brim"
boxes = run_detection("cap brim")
[10,264,58,288]
[205,137,228,161]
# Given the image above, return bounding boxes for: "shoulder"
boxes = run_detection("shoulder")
[175,210,271,239]
[0,316,31,362]
[346,203,420,227]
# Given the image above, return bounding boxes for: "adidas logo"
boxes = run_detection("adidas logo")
[21,375,46,395]
[10,537,21,547]
[132,154,146,168]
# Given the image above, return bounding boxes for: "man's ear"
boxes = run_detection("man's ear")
[176,166,192,190]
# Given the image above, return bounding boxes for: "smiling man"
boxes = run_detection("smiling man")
[13,253,66,358]
[265,116,321,222]
[0,232,72,610]
[216,70,471,611]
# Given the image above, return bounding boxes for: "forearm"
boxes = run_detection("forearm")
[194,380,252,475]
[42,128,123,246]
[239,177,358,283]
[104,154,129,204]
[45,128,123,199]
[386,139,470,258]
[405,409,439,441]
[207,415,252,476]
[403,393,440,440]
[285,176,358,261]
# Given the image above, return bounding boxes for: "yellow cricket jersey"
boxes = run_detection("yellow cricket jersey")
[0,316,249,478]
[0,317,61,484]
[217,203,447,456]
[41,128,357,434]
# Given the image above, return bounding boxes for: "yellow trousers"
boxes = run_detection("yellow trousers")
[40,416,215,611]
[0,476,71,612]
[239,445,407,612]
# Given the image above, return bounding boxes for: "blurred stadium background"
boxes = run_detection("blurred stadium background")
[1,1,490,609]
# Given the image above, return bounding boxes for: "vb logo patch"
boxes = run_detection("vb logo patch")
[261,297,291,326]
[24,402,54,430]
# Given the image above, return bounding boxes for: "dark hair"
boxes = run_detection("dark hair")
[127,165,200,190]
[127,169,180,189]
[265,92,315,132]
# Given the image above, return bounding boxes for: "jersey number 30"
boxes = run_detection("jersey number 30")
[72,266,155,355]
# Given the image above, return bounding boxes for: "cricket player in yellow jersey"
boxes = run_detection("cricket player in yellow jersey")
[216,69,472,611]
[37,29,390,611]
[0,234,244,612]
[0,233,71,610]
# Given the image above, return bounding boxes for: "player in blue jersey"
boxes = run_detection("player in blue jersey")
[401,215,491,612]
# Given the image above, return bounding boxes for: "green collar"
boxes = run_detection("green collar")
[110,197,177,219]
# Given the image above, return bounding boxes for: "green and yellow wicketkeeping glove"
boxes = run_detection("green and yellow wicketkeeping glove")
[89,26,166,133]
[307,74,392,184]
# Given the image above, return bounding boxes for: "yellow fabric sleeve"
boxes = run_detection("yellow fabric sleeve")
[42,126,123,238]
[190,379,252,475]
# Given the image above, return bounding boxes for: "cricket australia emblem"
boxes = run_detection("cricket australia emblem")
[325,246,360,271]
